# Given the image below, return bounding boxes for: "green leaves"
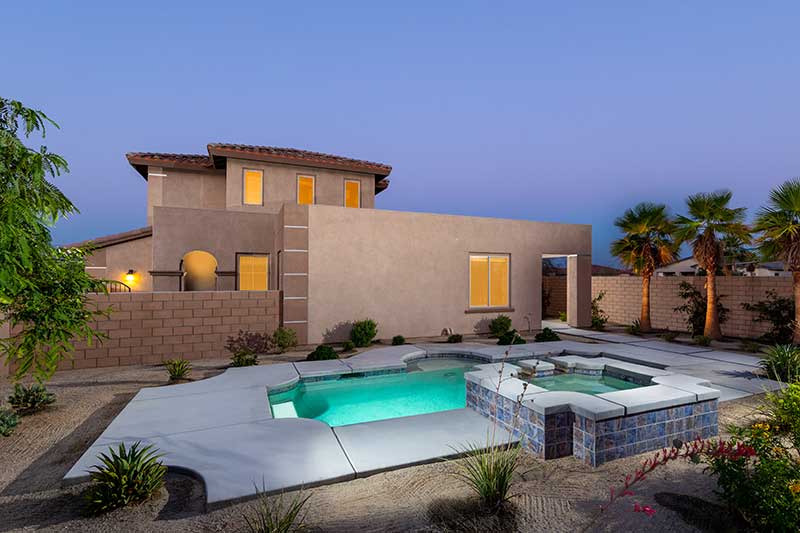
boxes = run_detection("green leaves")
[0,99,108,382]
[610,202,676,277]
[754,178,800,270]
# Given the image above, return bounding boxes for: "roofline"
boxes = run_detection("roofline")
[126,154,218,179]
[62,226,153,250]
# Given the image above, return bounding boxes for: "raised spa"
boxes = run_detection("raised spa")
[269,358,477,426]
[529,372,641,395]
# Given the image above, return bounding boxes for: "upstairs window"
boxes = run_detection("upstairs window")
[238,254,268,290]
[243,169,263,205]
[344,179,360,208]
[469,254,509,308]
[297,175,315,205]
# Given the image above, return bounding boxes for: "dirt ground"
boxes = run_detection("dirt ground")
[0,350,763,533]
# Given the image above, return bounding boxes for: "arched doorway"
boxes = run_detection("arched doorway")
[181,250,218,291]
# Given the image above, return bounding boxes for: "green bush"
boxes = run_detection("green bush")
[497,329,526,345]
[488,315,512,337]
[0,408,19,437]
[761,344,800,383]
[231,352,258,367]
[693,335,712,347]
[558,311,567,322]
[84,442,167,515]
[591,291,609,330]
[534,328,560,342]
[306,345,338,361]
[225,330,273,356]
[391,335,405,346]
[625,319,641,336]
[766,383,800,448]
[243,486,311,533]
[659,331,679,342]
[341,340,355,352]
[452,442,522,511]
[704,423,800,531]
[272,327,298,353]
[742,290,795,344]
[674,281,728,336]
[447,334,463,343]
[164,359,191,380]
[8,383,55,415]
[350,319,377,347]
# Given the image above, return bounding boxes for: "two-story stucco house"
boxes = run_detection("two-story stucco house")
[77,143,592,345]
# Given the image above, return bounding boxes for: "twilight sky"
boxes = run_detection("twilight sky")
[5,2,799,266]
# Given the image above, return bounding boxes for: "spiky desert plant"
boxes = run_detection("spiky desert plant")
[753,178,800,343]
[243,486,311,533]
[674,191,750,339]
[610,203,676,332]
[84,442,167,515]
[7,383,55,414]
[0,408,20,437]
[761,344,800,383]
[164,358,192,380]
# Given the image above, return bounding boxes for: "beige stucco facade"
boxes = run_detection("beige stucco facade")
[81,143,593,346]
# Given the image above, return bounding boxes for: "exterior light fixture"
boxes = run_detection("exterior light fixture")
[125,269,136,283]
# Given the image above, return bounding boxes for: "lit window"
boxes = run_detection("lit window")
[238,255,268,290]
[469,255,509,308]
[297,175,315,205]
[243,170,263,205]
[344,180,360,208]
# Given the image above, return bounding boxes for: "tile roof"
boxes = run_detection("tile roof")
[63,226,153,250]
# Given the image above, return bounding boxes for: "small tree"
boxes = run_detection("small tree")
[0,98,107,381]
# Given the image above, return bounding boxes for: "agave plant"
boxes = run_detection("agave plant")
[84,442,167,515]
[8,383,56,414]
[164,358,192,380]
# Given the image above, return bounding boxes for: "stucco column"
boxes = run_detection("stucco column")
[567,254,592,328]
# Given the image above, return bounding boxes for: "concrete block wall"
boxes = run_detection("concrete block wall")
[58,291,280,371]
[542,276,567,317]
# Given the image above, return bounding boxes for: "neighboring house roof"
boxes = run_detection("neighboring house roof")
[62,226,153,250]
[127,143,392,193]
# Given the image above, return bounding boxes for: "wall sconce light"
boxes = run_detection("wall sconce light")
[125,269,136,284]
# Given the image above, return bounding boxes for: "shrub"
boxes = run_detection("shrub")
[452,442,522,511]
[391,335,406,346]
[306,345,338,361]
[497,329,526,345]
[0,408,19,437]
[590,291,609,331]
[272,327,298,353]
[761,344,800,383]
[659,331,679,342]
[447,333,463,343]
[84,442,167,515]
[350,319,377,347]
[742,290,795,344]
[164,359,191,380]
[231,352,258,367]
[243,486,311,533]
[534,328,560,342]
[766,383,800,448]
[226,330,273,357]
[488,315,512,337]
[625,319,641,336]
[558,311,567,322]
[8,383,55,415]
[341,340,355,352]
[693,335,712,347]
[674,281,728,337]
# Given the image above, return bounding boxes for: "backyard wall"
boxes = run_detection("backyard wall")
[7,291,281,374]
[542,276,567,317]
[583,276,792,339]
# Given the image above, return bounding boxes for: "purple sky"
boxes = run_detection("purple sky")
[5,2,799,266]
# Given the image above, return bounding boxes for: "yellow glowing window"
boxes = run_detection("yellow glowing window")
[469,255,509,308]
[243,170,263,205]
[297,175,315,205]
[238,255,268,290]
[344,180,360,208]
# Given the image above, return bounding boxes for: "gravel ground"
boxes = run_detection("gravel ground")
[0,351,763,532]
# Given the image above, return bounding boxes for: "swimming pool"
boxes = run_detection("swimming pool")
[269,358,477,427]
[531,373,641,395]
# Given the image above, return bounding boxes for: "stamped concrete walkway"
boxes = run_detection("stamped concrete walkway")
[64,334,781,508]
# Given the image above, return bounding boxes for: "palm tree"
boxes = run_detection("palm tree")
[610,203,676,332]
[753,178,800,343]
[674,191,750,340]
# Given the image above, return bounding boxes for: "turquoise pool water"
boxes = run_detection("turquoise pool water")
[269,358,476,427]
[532,373,641,395]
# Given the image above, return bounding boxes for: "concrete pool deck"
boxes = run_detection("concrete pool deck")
[64,335,782,508]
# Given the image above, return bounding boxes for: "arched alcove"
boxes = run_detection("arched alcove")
[181,250,218,291]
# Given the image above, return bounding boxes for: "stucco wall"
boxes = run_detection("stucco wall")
[591,275,793,338]
[225,158,376,212]
[83,236,153,291]
[146,166,226,223]
[306,205,591,343]
[55,291,281,371]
